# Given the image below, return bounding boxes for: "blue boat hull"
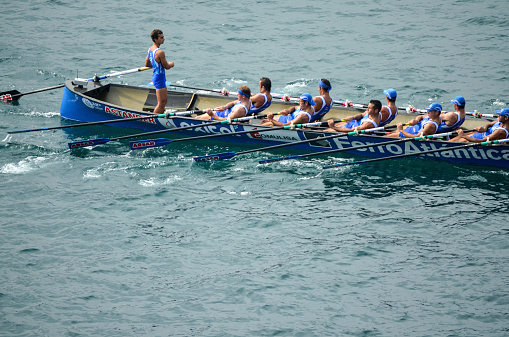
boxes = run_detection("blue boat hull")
[60,81,509,168]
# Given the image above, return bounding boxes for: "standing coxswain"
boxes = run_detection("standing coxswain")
[145,29,175,115]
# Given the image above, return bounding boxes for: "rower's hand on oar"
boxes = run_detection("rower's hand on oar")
[396,123,404,131]
[474,126,485,132]
[267,112,275,121]
[279,109,291,116]
[205,108,215,116]
[327,119,335,128]
[456,129,464,138]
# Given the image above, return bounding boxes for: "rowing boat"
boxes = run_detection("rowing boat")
[59,79,509,169]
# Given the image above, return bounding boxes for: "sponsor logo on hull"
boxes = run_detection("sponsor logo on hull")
[334,139,509,162]
[104,106,156,124]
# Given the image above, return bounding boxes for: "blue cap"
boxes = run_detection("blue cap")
[451,96,465,107]
[496,108,509,117]
[300,93,316,106]
[425,103,443,112]
[383,88,397,100]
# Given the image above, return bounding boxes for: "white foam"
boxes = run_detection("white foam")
[0,156,47,174]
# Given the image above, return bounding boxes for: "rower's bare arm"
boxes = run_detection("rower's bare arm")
[156,50,174,70]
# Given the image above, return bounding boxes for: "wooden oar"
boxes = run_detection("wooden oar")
[322,138,509,169]
[130,120,344,150]
[67,113,272,149]
[7,110,202,134]
[193,125,390,162]
[258,129,453,164]
[0,66,150,102]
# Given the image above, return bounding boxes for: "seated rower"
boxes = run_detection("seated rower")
[309,79,333,122]
[386,102,443,138]
[325,100,382,132]
[197,86,252,121]
[451,108,509,142]
[249,77,272,114]
[380,88,398,126]
[261,93,315,126]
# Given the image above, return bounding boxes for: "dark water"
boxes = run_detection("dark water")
[1,1,509,336]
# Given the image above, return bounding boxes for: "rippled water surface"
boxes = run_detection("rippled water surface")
[1,1,509,336]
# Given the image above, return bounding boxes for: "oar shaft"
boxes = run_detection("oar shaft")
[113,113,270,141]
[8,112,176,134]
[2,66,151,102]
[86,66,150,81]
[168,83,234,95]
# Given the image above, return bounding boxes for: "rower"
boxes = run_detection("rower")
[249,77,272,114]
[386,102,442,138]
[437,96,466,132]
[260,93,315,126]
[380,88,398,126]
[309,79,333,122]
[325,100,382,133]
[452,108,509,142]
[196,86,253,121]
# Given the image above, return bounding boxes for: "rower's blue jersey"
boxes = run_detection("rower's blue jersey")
[310,96,333,122]
[212,101,252,119]
[436,111,465,133]
[278,108,312,123]
[400,116,440,137]
[249,94,272,114]
[471,122,509,139]
[380,105,397,126]
[340,113,379,129]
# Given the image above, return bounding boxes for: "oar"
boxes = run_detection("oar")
[1,66,150,102]
[130,120,344,150]
[67,112,272,149]
[165,83,236,96]
[194,125,390,162]
[0,84,65,101]
[322,138,509,169]
[258,130,455,164]
[7,110,203,134]
[405,106,490,118]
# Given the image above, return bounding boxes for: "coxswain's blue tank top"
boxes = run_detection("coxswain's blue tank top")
[148,48,166,90]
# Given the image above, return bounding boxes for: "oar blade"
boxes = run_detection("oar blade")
[129,138,172,150]
[68,138,111,149]
[0,90,21,101]
[193,152,237,162]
